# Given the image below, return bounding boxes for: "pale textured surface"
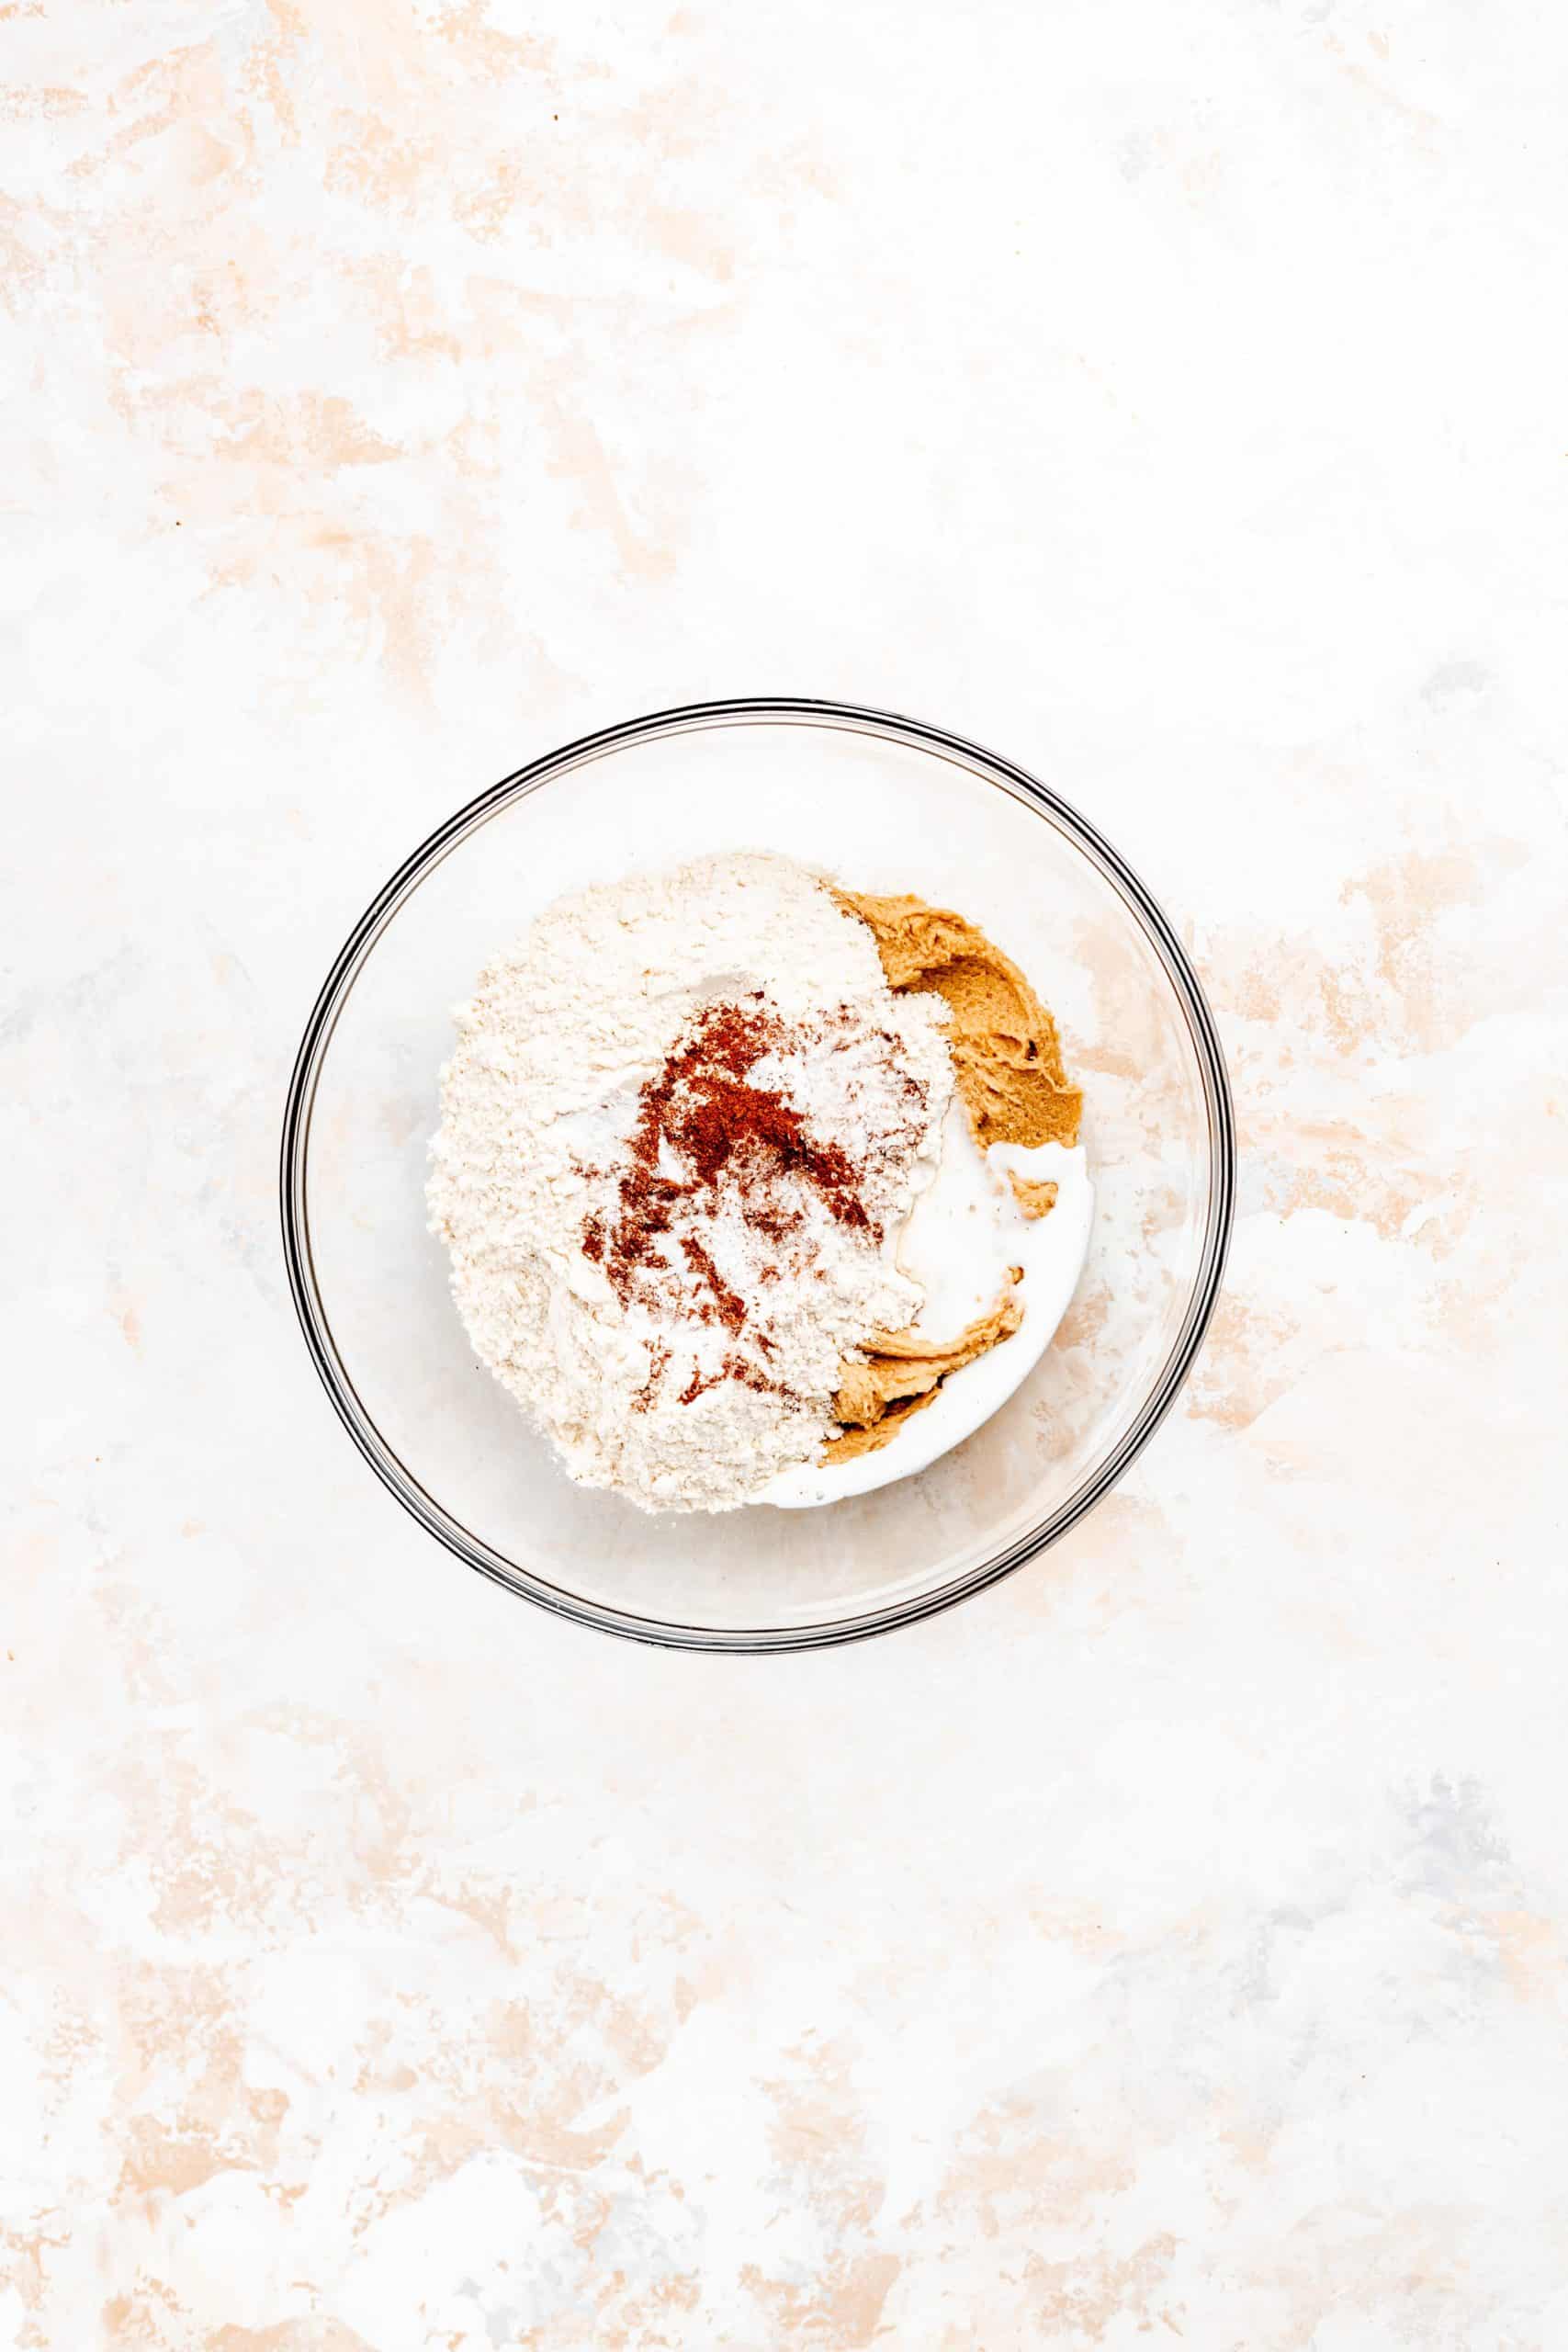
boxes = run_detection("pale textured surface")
[6,0,1568,2344]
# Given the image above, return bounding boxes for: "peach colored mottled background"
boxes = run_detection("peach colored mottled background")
[6,0,1568,2345]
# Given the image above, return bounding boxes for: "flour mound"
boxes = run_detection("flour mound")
[427,852,953,1513]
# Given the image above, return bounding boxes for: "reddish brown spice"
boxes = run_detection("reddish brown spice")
[748,1203,806,1244]
[678,1235,746,1334]
[587,1003,880,1330]
[677,1351,791,1409]
[631,1004,870,1230]
[583,999,923,1418]
[631,1340,671,1415]
[718,1348,792,1398]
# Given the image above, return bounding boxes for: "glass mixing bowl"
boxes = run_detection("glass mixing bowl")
[280,699,1235,1651]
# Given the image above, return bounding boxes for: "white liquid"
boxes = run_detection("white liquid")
[761,1105,1093,1509]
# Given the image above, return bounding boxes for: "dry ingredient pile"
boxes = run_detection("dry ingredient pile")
[427,853,955,1511]
[429,849,1086,1514]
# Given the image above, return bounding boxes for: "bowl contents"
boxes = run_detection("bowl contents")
[428,852,1091,1513]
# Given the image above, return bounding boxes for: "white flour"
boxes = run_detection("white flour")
[427,852,953,1512]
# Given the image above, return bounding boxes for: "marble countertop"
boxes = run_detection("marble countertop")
[6,1,1566,2343]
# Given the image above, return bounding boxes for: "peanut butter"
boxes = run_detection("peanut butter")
[824,888,1082,1458]
[823,1272,1024,1462]
[835,889,1082,1159]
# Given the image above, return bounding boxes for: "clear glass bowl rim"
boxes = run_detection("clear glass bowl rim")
[279,695,1236,1654]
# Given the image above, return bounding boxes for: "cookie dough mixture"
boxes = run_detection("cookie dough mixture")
[429,851,1090,1513]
